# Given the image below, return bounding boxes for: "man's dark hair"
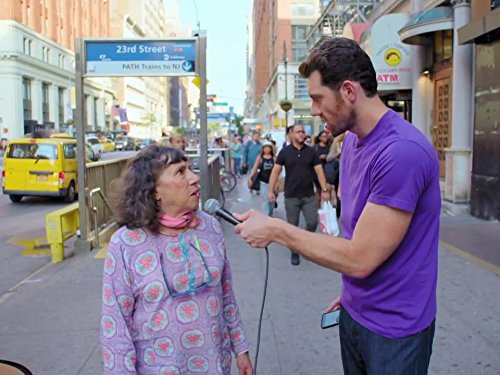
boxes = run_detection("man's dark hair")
[112,145,187,233]
[299,37,377,97]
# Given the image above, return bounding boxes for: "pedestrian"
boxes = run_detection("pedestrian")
[234,37,441,374]
[247,140,276,216]
[304,134,313,146]
[230,134,243,177]
[314,130,332,207]
[325,132,346,218]
[168,133,186,151]
[266,123,331,266]
[242,131,262,193]
[101,145,253,374]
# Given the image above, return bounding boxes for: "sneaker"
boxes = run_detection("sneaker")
[291,252,300,266]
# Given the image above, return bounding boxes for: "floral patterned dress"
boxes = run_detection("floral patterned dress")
[100,211,249,374]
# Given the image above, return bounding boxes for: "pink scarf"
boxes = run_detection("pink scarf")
[157,211,198,229]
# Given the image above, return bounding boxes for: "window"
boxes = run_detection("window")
[294,76,309,99]
[58,54,65,68]
[42,83,50,122]
[58,87,65,124]
[434,30,453,63]
[63,144,76,159]
[292,25,308,40]
[22,77,31,100]
[8,143,57,160]
[291,3,315,17]
[42,46,50,62]
[23,38,32,55]
[292,25,309,62]
[23,77,32,120]
[492,0,500,10]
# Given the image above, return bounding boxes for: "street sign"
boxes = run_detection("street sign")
[192,76,209,89]
[85,39,197,77]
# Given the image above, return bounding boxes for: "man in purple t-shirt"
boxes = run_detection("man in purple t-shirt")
[235,37,440,374]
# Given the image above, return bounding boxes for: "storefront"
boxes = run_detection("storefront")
[399,7,455,178]
[360,14,413,121]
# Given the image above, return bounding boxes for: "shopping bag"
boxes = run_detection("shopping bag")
[318,201,340,236]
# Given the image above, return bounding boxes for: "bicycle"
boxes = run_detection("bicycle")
[219,167,237,193]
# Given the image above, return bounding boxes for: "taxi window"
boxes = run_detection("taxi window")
[64,144,76,159]
[8,143,57,160]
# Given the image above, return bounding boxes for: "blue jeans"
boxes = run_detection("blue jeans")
[232,157,241,176]
[339,309,435,375]
[259,182,274,216]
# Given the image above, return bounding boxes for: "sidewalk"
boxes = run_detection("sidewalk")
[0,180,499,374]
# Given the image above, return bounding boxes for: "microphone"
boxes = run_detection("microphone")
[203,199,241,226]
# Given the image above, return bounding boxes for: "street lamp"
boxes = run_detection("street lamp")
[279,40,293,128]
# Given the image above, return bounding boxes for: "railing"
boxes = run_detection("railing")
[85,157,129,241]
[82,151,222,244]
[186,153,221,202]
[89,187,114,248]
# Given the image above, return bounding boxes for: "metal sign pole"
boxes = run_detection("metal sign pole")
[74,38,91,253]
[196,31,209,204]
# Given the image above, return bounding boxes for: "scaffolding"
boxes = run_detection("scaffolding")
[307,0,378,50]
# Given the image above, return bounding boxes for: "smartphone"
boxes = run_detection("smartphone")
[321,309,340,329]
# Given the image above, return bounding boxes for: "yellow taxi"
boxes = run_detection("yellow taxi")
[2,137,79,203]
[100,138,115,152]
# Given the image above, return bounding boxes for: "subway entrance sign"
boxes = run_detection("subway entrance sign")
[84,38,197,77]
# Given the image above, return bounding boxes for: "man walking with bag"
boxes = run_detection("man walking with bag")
[267,123,330,265]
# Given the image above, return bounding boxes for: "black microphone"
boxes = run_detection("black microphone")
[203,199,241,226]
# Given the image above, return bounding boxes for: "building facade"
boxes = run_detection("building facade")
[247,0,321,133]
[458,0,500,220]
[0,0,114,139]
[109,0,168,139]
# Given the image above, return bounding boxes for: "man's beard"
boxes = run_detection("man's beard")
[331,108,356,137]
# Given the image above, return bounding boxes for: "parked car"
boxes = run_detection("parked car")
[100,138,115,152]
[122,136,135,151]
[114,135,125,151]
[86,137,102,154]
[2,137,79,203]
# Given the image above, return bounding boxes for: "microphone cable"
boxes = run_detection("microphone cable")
[253,246,269,375]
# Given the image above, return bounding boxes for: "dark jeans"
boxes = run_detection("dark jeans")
[339,309,435,375]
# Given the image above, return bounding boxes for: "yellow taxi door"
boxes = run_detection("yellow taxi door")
[3,144,27,191]
[26,143,60,193]
[62,143,78,191]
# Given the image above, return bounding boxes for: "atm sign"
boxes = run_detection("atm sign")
[377,73,399,83]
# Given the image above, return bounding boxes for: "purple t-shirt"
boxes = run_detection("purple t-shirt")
[340,110,441,339]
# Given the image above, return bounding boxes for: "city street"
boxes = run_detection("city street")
[0,180,499,374]
[0,150,135,298]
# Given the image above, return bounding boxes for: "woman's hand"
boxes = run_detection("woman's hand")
[236,352,253,375]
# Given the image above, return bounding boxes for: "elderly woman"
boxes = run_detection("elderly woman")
[101,145,252,374]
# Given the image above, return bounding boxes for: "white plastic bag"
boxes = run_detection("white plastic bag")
[318,201,340,236]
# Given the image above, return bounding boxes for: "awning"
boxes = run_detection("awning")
[398,7,453,45]
[458,7,500,44]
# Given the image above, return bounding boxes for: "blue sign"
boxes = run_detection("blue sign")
[85,39,197,77]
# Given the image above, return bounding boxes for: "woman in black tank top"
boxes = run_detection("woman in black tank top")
[248,141,276,216]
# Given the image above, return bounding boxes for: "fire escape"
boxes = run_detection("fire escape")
[307,0,378,50]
